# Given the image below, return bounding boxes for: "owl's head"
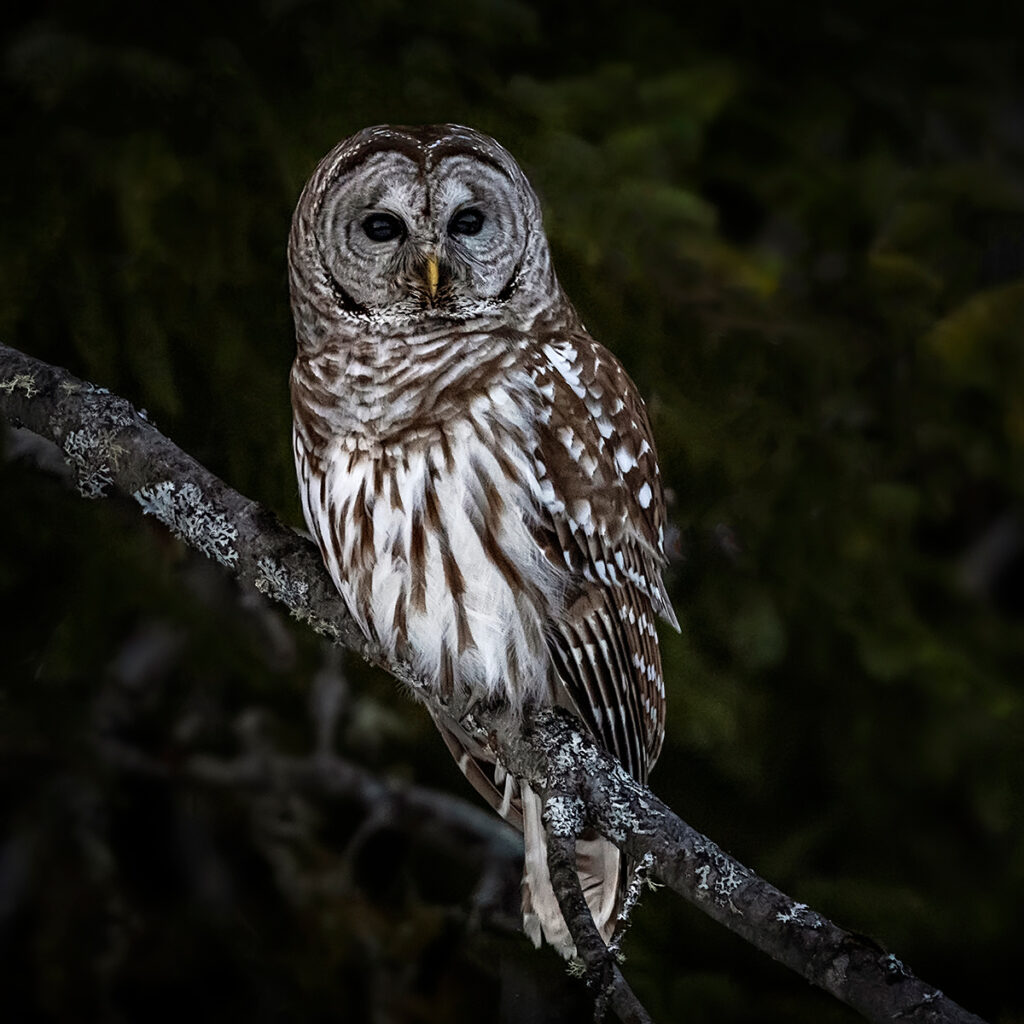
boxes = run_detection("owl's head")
[289,124,557,332]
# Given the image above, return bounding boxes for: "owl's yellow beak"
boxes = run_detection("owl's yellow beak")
[424,254,440,301]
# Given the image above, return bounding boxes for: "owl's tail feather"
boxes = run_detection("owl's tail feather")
[520,782,621,957]
[431,714,622,957]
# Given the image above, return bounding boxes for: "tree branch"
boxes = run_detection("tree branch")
[0,342,989,1024]
[543,791,652,1024]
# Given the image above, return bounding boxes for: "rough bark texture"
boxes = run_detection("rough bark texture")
[0,342,989,1024]
[543,792,652,1024]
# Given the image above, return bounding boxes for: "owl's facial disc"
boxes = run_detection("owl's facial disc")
[316,148,532,319]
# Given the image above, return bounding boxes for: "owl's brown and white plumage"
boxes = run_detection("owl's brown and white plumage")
[288,124,678,955]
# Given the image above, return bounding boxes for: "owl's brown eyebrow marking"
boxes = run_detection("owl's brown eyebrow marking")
[325,140,422,187]
[328,130,513,191]
[376,124,512,176]
[425,145,510,181]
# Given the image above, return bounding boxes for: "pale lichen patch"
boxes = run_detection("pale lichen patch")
[63,429,127,497]
[99,394,134,429]
[566,957,587,979]
[291,607,345,642]
[56,386,138,497]
[542,719,658,845]
[133,480,239,567]
[60,380,112,399]
[0,373,39,398]
[599,796,638,844]
[254,556,309,607]
[253,558,349,641]
[692,838,750,907]
[544,794,585,838]
[609,851,656,955]
[883,953,908,978]
[776,901,823,928]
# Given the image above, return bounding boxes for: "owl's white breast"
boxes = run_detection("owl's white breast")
[295,387,563,715]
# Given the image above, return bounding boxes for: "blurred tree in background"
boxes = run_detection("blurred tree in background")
[1,2,1022,1021]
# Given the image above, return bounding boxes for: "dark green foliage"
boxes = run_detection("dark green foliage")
[1,2,1022,1021]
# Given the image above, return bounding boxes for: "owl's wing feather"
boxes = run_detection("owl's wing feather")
[431,712,525,830]
[548,587,650,780]
[530,330,676,782]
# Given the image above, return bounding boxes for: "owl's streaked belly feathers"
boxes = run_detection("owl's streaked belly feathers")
[293,349,564,716]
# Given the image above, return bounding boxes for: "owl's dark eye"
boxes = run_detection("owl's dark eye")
[448,208,485,237]
[361,212,405,242]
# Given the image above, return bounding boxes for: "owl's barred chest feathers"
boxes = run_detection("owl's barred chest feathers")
[292,313,551,446]
[293,319,585,715]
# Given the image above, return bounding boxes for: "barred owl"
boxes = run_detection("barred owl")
[289,124,678,955]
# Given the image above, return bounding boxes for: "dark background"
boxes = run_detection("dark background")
[1,2,1022,1022]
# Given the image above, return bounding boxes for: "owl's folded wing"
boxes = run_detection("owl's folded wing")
[527,330,677,782]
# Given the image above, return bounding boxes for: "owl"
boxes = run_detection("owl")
[288,124,678,956]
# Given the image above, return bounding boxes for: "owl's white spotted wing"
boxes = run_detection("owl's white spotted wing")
[529,330,678,783]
